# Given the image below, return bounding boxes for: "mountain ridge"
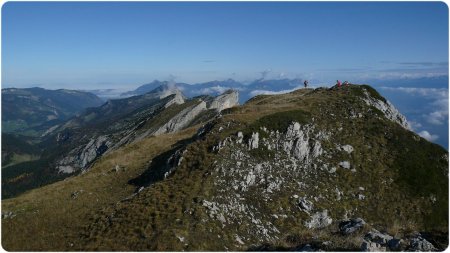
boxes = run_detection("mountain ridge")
[119,78,304,103]
[2,84,447,251]
[2,85,239,199]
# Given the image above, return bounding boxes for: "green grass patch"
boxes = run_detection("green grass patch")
[388,127,448,229]
[350,85,387,103]
[242,109,311,138]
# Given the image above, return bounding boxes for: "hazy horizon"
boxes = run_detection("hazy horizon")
[2,2,448,148]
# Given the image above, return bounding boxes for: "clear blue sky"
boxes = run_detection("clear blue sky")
[2,1,448,89]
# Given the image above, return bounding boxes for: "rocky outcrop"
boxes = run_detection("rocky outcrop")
[361,240,386,252]
[409,235,436,251]
[297,197,314,214]
[153,101,207,136]
[79,136,110,168]
[360,230,437,252]
[360,228,413,252]
[365,229,393,245]
[57,135,112,173]
[248,132,259,149]
[161,88,185,108]
[338,161,351,169]
[53,89,236,175]
[339,218,366,234]
[304,210,332,229]
[236,131,244,144]
[361,88,411,130]
[283,122,324,163]
[338,144,354,154]
[2,211,16,219]
[208,89,239,111]
[196,120,334,244]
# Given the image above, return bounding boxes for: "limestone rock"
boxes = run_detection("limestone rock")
[365,229,393,245]
[2,211,16,219]
[341,144,354,153]
[339,161,351,169]
[248,132,259,149]
[154,101,207,136]
[79,135,110,168]
[298,197,313,213]
[57,135,112,173]
[208,90,239,112]
[236,131,244,144]
[362,88,410,130]
[361,240,386,252]
[163,91,185,108]
[283,122,323,163]
[339,218,366,234]
[304,210,332,229]
[409,235,436,251]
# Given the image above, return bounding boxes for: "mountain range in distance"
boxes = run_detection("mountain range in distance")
[3,76,448,143]
[85,76,449,102]
[89,78,307,102]
[2,87,104,136]
[84,76,449,149]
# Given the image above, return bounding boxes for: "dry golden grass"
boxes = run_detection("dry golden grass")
[1,126,198,251]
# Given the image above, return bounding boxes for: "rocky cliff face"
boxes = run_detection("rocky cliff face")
[56,135,112,173]
[208,89,239,111]
[54,93,211,173]
[153,101,207,136]
[360,87,410,130]
[157,85,185,107]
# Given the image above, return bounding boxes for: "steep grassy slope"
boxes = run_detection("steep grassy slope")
[2,127,198,251]
[2,93,201,199]
[2,85,448,251]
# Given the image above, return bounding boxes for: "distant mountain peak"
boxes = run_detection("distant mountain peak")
[146,83,186,100]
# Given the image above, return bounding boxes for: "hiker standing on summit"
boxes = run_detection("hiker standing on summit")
[336,80,341,88]
[304,80,308,88]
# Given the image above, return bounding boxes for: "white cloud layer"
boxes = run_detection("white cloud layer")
[380,86,449,126]
[418,130,439,142]
[379,87,448,97]
[426,110,448,125]
[249,84,328,97]
[408,120,423,131]
[199,86,231,94]
[249,86,304,96]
